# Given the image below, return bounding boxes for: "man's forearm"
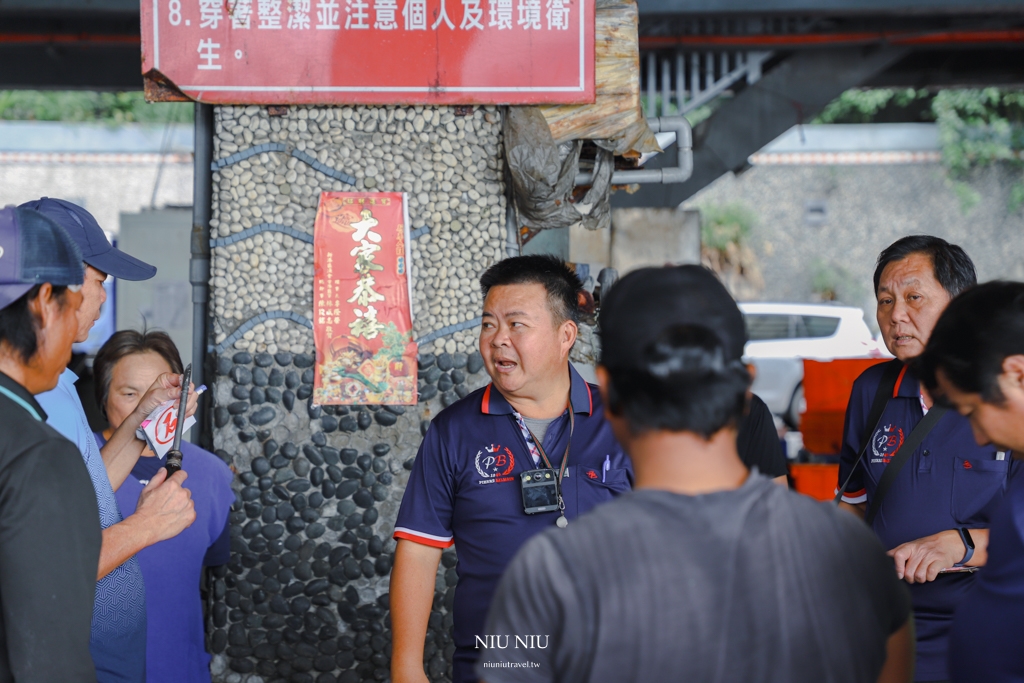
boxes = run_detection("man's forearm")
[98,516,154,580]
[390,539,443,682]
[99,410,146,491]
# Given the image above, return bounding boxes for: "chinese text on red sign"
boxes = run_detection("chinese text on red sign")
[141,0,594,104]
[313,192,418,405]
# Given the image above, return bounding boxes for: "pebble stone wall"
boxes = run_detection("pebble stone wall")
[206,104,507,683]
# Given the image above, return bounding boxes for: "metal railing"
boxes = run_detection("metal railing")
[641,50,773,117]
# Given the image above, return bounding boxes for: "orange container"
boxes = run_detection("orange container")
[801,358,888,454]
[789,463,840,501]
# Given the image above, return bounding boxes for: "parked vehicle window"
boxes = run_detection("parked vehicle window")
[745,314,792,341]
[798,315,841,339]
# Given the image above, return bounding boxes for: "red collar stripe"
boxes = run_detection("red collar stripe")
[893,364,909,398]
[481,384,492,415]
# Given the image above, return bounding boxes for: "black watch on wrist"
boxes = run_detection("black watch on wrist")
[954,527,975,567]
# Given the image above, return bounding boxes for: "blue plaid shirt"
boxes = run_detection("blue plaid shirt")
[37,369,147,683]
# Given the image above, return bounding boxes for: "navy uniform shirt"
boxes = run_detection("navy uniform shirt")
[838,360,1020,682]
[394,365,631,683]
[949,462,1024,683]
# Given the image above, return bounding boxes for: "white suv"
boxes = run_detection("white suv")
[739,302,886,428]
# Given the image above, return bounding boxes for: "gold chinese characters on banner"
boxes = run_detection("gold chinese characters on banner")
[313,192,417,405]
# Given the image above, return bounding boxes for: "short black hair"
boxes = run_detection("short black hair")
[873,235,976,298]
[914,281,1024,404]
[0,284,71,363]
[479,255,581,325]
[94,330,184,419]
[604,324,750,438]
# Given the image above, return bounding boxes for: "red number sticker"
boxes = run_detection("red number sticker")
[155,406,178,446]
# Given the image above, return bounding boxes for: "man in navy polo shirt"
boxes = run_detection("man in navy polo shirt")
[837,236,1020,682]
[914,281,1024,682]
[390,256,631,683]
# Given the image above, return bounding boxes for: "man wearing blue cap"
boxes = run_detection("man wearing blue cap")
[0,205,102,681]
[22,198,197,683]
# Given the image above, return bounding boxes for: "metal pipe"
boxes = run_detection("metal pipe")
[190,102,213,447]
[646,52,656,117]
[505,201,518,257]
[675,52,685,111]
[573,116,693,186]
[661,56,671,117]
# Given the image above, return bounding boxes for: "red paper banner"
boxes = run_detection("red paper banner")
[313,192,417,405]
[140,0,594,105]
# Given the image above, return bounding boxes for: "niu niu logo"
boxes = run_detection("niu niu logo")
[475,635,550,650]
[475,444,515,483]
[586,469,598,479]
[872,424,905,463]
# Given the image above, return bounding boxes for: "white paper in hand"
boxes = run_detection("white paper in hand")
[138,399,195,459]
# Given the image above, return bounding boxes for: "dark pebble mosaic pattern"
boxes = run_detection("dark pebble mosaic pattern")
[211,348,486,683]
[416,351,482,408]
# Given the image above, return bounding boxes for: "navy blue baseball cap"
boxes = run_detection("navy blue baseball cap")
[18,197,157,281]
[0,206,85,311]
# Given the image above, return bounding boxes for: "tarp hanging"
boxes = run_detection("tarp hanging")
[504,108,615,232]
[539,0,659,157]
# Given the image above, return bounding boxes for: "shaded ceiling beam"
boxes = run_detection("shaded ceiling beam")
[614,45,911,209]
[0,44,142,90]
[638,0,1024,15]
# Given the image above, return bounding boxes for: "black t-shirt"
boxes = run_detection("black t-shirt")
[737,393,788,477]
[0,372,101,683]
[478,473,911,683]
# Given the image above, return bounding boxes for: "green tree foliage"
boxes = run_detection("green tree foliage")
[816,87,1024,214]
[932,89,1024,214]
[700,201,755,251]
[814,88,932,124]
[931,89,1024,176]
[809,257,864,304]
[0,90,192,124]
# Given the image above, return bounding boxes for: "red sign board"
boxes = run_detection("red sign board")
[141,0,594,105]
[313,192,418,405]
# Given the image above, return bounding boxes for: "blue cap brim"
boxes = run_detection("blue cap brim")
[85,246,157,281]
[0,283,34,311]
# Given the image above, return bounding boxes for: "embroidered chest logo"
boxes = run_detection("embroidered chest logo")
[475,444,515,484]
[871,424,904,464]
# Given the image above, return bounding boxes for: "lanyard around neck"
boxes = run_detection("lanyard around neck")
[524,398,575,485]
[0,384,43,422]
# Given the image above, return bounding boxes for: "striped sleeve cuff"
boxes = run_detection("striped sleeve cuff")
[836,488,867,505]
[394,527,455,549]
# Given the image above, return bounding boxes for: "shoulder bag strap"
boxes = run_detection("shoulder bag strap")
[864,404,949,526]
[834,360,903,505]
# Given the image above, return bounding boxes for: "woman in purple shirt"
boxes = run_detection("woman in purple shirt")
[92,330,234,683]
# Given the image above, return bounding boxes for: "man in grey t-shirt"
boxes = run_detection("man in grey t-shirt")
[478,265,914,683]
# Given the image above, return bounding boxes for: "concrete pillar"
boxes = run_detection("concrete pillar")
[569,207,700,275]
[206,104,506,683]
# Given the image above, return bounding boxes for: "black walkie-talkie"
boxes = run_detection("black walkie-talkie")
[165,363,191,476]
